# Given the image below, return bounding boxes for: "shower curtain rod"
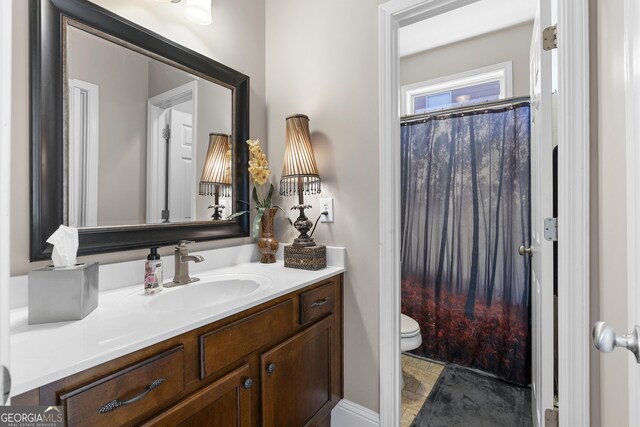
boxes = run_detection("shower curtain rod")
[401,96,531,125]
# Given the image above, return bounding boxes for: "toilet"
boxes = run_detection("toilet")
[401,313,422,351]
[400,313,422,389]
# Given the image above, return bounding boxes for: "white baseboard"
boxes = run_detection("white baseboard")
[331,399,380,427]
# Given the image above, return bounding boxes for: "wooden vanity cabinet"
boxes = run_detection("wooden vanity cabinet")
[261,316,338,427]
[12,274,343,427]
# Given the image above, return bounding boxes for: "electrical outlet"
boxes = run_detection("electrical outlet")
[320,198,334,223]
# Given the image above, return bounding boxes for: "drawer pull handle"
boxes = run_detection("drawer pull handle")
[243,378,253,389]
[98,378,165,414]
[310,297,329,308]
[266,362,276,374]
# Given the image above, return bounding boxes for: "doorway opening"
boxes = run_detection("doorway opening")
[378,0,590,426]
[147,80,198,224]
[398,3,543,424]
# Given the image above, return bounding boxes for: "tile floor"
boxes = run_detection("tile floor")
[401,353,445,427]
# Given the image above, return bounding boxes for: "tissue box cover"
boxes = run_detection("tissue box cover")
[28,262,99,325]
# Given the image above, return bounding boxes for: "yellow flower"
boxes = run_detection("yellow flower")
[254,173,264,185]
[245,137,272,187]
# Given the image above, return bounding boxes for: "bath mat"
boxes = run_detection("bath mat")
[410,364,532,427]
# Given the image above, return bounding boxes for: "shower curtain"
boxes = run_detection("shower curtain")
[401,102,531,386]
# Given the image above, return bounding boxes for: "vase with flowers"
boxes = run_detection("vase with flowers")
[228,139,290,263]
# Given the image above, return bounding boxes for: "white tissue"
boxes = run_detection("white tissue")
[46,225,79,268]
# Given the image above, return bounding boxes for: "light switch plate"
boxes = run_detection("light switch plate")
[320,198,334,223]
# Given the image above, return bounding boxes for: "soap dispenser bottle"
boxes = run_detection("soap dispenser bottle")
[144,247,163,295]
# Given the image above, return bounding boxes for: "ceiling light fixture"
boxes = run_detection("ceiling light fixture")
[184,0,213,25]
[155,0,213,26]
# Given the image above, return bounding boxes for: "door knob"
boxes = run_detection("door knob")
[518,245,532,256]
[2,365,10,405]
[592,321,640,363]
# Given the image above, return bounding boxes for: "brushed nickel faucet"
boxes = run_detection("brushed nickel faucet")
[167,240,204,287]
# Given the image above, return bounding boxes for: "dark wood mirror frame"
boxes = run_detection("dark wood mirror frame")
[30,0,250,261]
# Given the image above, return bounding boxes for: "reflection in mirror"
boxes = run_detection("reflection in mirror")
[199,133,232,220]
[65,23,233,228]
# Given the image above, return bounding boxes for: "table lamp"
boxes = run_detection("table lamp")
[199,133,232,220]
[280,114,326,269]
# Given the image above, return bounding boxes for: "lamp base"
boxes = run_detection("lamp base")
[284,244,326,271]
[208,204,225,220]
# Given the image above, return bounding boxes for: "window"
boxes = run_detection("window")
[401,61,513,116]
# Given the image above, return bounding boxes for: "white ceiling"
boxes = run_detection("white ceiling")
[399,0,536,58]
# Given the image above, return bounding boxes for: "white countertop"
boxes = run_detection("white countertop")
[9,245,345,396]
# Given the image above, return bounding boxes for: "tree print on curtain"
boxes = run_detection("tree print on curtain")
[401,102,531,386]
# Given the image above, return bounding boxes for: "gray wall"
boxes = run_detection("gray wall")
[10,0,265,274]
[400,22,534,97]
[266,0,384,412]
[67,26,149,226]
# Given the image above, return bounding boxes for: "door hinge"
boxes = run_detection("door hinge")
[544,217,558,241]
[545,408,559,427]
[162,125,171,141]
[543,25,557,51]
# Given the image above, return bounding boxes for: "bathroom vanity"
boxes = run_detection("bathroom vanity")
[9,248,345,426]
[20,2,345,424]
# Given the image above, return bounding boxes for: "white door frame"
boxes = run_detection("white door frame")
[378,1,591,426]
[146,81,198,223]
[68,79,99,228]
[556,1,590,426]
[0,0,11,406]
[624,0,640,424]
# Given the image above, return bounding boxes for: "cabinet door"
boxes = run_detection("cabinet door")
[142,363,253,427]
[261,316,334,427]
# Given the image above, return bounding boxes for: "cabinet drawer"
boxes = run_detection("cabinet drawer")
[300,282,335,325]
[60,346,185,427]
[199,299,294,379]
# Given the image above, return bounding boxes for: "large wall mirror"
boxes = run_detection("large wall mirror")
[30,0,250,260]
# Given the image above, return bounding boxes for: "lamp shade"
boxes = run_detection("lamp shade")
[280,114,321,197]
[185,0,213,25]
[199,133,232,197]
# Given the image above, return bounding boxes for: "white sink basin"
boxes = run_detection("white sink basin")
[132,273,273,312]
